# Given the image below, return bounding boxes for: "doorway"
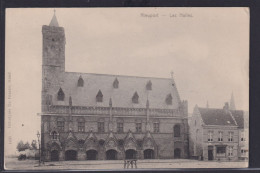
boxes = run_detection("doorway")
[208,149,213,160]
[174,148,181,159]
[50,150,59,161]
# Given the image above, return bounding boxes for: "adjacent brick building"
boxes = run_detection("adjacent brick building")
[40,13,189,161]
[189,102,246,161]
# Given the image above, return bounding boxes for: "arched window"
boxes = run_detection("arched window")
[166,94,172,105]
[146,80,152,90]
[57,88,65,101]
[132,92,139,104]
[113,78,119,88]
[96,90,103,102]
[174,124,181,137]
[51,131,59,140]
[77,76,84,87]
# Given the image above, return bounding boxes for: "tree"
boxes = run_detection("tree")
[17,140,25,152]
[31,140,37,150]
[16,140,31,152]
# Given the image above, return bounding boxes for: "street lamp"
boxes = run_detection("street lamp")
[37,131,41,166]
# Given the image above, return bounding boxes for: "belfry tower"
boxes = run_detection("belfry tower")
[41,11,66,112]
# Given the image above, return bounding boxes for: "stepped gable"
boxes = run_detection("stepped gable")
[49,72,181,109]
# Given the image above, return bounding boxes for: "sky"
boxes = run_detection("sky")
[5,8,249,155]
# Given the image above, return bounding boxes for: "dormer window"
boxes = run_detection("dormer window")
[113,78,119,88]
[132,92,139,104]
[77,76,84,87]
[96,90,103,102]
[166,94,172,105]
[57,88,65,101]
[146,80,152,90]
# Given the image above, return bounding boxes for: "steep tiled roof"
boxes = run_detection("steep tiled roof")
[198,108,237,126]
[49,72,181,109]
[230,110,244,128]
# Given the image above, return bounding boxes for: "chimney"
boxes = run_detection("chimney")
[223,102,229,110]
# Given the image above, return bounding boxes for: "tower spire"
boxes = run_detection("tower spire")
[230,92,236,110]
[49,9,59,27]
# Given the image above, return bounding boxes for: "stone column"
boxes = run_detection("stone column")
[108,98,113,132]
[146,99,150,131]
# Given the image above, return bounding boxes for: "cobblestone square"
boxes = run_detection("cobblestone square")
[5,158,248,170]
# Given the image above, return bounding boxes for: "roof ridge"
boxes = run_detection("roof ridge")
[228,110,238,126]
[64,71,172,80]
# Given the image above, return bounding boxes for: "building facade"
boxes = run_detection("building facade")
[40,14,189,161]
[189,102,245,161]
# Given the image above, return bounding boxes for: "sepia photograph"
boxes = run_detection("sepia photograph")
[4,7,249,170]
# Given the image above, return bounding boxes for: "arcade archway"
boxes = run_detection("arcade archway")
[106,149,117,160]
[125,149,136,159]
[65,150,77,161]
[86,150,98,160]
[143,149,154,159]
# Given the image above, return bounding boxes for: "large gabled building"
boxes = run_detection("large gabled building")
[40,13,189,161]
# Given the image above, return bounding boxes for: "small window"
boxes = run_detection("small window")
[57,120,64,131]
[57,88,65,101]
[113,78,119,88]
[132,92,139,104]
[78,121,85,132]
[228,146,233,156]
[117,123,123,133]
[146,80,152,90]
[208,131,213,142]
[136,123,142,133]
[228,132,233,142]
[51,131,59,140]
[166,94,172,105]
[153,123,159,133]
[241,132,245,141]
[217,146,226,154]
[96,90,103,102]
[174,124,180,137]
[218,131,223,141]
[77,76,84,87]
[98,122,104,132]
